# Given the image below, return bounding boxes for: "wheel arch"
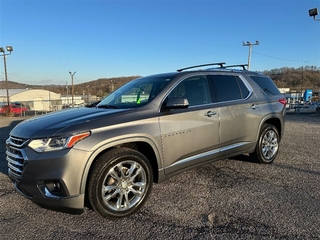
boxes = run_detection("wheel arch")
[262,116,283,140]
[80,137,161,197]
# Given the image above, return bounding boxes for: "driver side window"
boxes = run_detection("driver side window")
[168,76,210,106]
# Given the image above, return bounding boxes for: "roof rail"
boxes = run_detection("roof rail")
[222,64,248,70]
[177,62,226,72]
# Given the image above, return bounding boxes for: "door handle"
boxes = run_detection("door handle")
[205,111,217,117]
[251,104,259,110]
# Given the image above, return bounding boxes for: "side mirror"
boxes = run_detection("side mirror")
[164,98,189,109]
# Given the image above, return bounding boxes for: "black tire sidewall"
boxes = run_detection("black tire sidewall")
[256,124,279,164]
[88,148,153,219]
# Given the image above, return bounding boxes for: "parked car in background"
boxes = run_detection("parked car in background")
[11,102,30,110]
[0,103,28,116]
[6,63,286,219]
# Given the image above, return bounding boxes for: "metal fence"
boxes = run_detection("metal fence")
[2,98,318,117]
[0,100,88,117]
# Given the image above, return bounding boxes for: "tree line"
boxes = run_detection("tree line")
[1,66,320,96]
[0,76,140,98]
[263,66,320,91]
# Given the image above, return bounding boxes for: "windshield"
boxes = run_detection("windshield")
[97,75,174,109]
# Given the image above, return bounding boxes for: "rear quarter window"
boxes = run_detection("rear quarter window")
[250,76,281,96]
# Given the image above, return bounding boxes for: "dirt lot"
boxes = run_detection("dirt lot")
[0,113,320,239]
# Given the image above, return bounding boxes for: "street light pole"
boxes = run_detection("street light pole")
[69,71,76,107]
[111,79,115,92]
[242,41,259,70]
[0,46,13,116]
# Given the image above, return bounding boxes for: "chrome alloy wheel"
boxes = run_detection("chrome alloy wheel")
[101,160,147,211]
[261,129,278,160]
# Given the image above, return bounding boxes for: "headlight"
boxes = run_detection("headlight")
[29,132,91,153]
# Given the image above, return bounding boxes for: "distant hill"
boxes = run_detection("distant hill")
[0,76,140,97]
[263,66,320,92]
[0,81,27,89]
[1,66,320,96]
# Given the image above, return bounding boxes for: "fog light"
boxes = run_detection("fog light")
[44,180,62,193]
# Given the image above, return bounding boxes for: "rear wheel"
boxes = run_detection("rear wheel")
[250,124,280,164]
[88,148,153,219]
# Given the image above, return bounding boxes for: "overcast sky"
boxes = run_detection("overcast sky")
[1,0,319,85]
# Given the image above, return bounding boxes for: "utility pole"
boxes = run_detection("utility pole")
[242,41,259,70]
[0,46,13,116]
[69,71,76,107]
[111,79,115,92]
[65,82,69,105]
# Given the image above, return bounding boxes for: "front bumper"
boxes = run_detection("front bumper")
[7,145,91,211]
[11,177,85,211]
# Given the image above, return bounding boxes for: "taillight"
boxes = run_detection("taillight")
[278,98,287,106]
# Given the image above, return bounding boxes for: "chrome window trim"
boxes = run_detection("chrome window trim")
[209,73,253,105]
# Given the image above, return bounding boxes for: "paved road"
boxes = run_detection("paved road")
[0,113,320,239]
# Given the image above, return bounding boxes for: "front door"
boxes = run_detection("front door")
[159,75,220,175]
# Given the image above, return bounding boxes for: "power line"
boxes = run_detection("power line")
[252,51,318,64]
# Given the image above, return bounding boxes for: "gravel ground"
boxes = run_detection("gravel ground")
[0,113,320,239]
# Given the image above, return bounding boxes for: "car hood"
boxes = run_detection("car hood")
[10,107,133,139]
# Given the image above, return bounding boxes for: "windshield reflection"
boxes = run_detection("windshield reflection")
[97,75,174,109]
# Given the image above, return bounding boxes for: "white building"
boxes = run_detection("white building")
[60,95,85,106]
[0,89,61,111]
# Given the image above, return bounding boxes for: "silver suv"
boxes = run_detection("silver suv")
[6,63,286,219]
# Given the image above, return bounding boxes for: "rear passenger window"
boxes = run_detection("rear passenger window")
[211,75,249,102]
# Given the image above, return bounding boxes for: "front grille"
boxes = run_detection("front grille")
[8,136,28,147]
[6,136,29,178]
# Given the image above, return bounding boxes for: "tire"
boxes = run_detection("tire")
[250,124,280,164]
[88,148,153,219]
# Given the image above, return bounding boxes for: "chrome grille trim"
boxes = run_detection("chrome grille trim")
[8,163,23,175]
[7,136,29,147]
[6,154,24,167]
[6,136,28,178]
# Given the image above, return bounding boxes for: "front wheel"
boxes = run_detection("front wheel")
[88,148,153,219]
[250,124,280,164]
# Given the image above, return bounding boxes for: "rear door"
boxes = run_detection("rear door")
[209,74,263,153]
[250,75,286,115]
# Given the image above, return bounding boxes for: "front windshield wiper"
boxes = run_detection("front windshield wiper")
[85,101,101,108]
[97,104,119,109]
